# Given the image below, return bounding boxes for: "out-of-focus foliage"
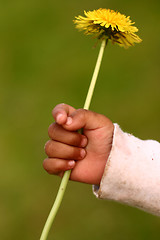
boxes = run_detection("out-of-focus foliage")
[0,0,160,239]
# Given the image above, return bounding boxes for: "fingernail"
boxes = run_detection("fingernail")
[68,160,75,167]
[81,137,87,147]
[56,113,63,123]
[66,117,72,125]
[80,149,86,159]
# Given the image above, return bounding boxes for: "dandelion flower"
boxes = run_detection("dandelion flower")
[74,8,142,48]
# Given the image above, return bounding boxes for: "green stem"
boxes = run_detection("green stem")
[40,39,107,240]
[83,39,106,110]
[40,170,71,240]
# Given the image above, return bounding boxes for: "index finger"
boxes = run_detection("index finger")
[52,103,76,125]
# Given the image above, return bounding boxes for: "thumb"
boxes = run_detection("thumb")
[62,108,113,132]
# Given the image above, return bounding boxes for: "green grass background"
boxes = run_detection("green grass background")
[1,0,160,239]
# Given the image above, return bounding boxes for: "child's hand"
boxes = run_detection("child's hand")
[43,103,114,185]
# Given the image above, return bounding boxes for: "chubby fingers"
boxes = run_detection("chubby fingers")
[48,123,88,147]
[43,158,76,175]
[43,140,86,175]
[45,140,86,160]
[43,122,88,175]
[52,103,113,132]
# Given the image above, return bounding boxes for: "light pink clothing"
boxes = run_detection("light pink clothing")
[93,124,160,216]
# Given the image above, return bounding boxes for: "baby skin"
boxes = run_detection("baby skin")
[44,103,114,185]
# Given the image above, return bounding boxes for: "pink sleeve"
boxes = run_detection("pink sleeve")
[93,124,160,216]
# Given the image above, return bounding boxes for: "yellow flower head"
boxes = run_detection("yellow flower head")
[74,8,142,48]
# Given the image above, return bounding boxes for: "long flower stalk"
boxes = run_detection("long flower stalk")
[40,39,106,240]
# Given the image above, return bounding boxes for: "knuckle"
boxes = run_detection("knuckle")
[48,122,57,139]
[48,123,53,137]
[44,140,53,156]
[43,158,62,175]
[43,159,52,174]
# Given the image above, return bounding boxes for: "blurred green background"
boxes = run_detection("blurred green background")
[1,0,160,239]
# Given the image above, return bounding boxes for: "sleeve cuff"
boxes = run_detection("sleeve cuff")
[93,124,160,216]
